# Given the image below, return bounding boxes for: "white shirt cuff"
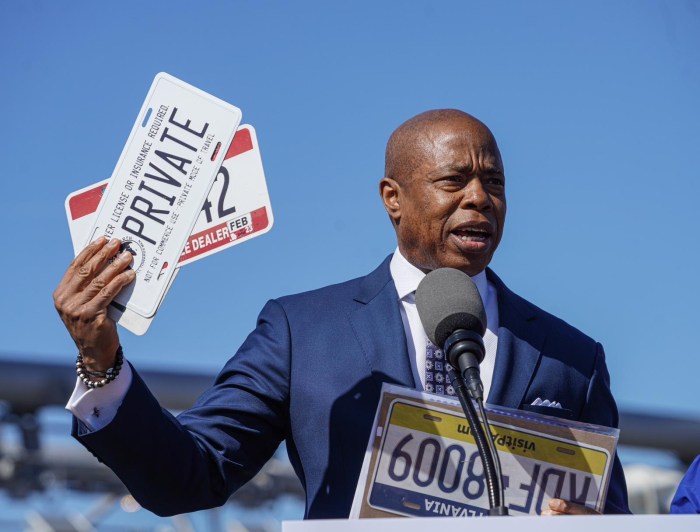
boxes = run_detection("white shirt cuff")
[65,360,133,432]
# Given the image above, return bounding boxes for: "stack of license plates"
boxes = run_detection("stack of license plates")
[65,73,273,334]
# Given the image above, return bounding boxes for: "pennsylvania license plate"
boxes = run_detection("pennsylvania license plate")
[367,400,610,517]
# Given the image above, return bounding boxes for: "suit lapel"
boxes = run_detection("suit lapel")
[346,261,547,401]
[348,256,416,391]
[487,270,546,409]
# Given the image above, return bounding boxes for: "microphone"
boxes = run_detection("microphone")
[416,268,509,515]
[415,267,487,400]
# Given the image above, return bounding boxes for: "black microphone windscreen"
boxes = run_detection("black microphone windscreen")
[415,268,487,348]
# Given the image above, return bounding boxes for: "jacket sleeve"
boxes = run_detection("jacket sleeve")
[72,299,292,517]
[580,343,630,514]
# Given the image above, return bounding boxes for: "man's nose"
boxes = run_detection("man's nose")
[459,177,491,210]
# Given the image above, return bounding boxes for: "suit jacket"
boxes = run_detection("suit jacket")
[74,255,629,517]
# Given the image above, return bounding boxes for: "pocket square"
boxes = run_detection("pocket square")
[520,401,575,421]
[531,397,562,408]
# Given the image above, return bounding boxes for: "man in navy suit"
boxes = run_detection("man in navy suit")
[54,110,629,517]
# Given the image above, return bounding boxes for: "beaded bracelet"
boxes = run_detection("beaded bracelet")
[76,346,124,389]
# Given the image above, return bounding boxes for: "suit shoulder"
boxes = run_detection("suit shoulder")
[524,295,598,349]
[269,255,393,312]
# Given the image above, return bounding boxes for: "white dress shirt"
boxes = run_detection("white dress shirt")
[389,248,499,397]
[67,249,500,430]
[67,358,133,431]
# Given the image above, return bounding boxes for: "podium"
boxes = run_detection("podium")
[283,515,699,532]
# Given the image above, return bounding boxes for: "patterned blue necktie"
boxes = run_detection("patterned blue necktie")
[425,340,456,396]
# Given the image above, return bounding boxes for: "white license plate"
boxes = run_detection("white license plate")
[86,72,242,318]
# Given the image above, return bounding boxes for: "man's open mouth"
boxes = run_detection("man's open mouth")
[452,227,491,242]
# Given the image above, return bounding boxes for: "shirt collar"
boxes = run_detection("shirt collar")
[389,248,488,304]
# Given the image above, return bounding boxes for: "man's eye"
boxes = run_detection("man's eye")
[485,176,505,186]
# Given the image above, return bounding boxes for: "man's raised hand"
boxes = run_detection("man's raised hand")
[53,237,135,371]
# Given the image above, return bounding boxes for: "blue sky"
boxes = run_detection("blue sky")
[1,0,699,428]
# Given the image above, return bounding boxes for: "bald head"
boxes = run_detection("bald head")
[384,109,501,183]
[379,109,507,275]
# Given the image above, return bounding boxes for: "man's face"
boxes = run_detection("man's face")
[382,117,506,276]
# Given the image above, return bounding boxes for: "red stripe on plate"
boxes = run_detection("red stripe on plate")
[69,183,107,220]
[250,206,269,231]
[179,221,231,262]
[225,127,253,160]
[179,207,269,263]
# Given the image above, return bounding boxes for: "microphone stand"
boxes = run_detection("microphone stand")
[448,367,508,516]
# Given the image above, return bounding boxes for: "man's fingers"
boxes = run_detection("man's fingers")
[58,238,123,300]
[80,250,135,303]
[542,499,599,516]
[58,267,135,337]
[67,237,112,278]
[56,237,108,295]
[75,238,122,285]
[548,499,570,513]
[55,239,106,311]
[54,240,135,325]
[82,265,137,316]
[72,236,110,267]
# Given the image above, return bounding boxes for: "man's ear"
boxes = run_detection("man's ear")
[379,177,401,225]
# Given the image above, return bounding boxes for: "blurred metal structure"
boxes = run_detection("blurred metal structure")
[619,411,700,465]
[625,464,685,514]
[0,355,303,530]
[1,354,699,529]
